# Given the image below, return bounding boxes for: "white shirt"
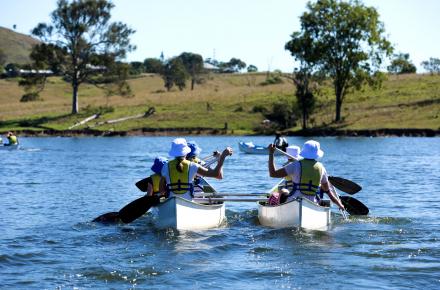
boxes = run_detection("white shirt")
[161,161,201,200]
[284,160,329,202]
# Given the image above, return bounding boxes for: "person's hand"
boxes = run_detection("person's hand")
[213,150,220,157]
[221,147,233,158]
[268,144,276,154]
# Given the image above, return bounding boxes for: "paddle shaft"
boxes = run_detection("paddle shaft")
[194,193,269,197]
[193,198,266,202]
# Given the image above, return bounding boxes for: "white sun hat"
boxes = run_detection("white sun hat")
[168,138,191,157]
[286,145,301,159]
[300,140,324,159]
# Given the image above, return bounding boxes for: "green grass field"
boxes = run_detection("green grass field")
[0,72,439,135]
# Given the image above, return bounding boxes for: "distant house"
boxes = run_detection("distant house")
[203,62,220,73]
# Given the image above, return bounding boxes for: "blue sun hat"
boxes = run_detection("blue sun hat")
[187,141,202,158]
[168,138,191,157]
[300,140,324,159]
[151,157,168,174]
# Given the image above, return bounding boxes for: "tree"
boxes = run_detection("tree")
[247,64,258,72]
[177,52,204,90]
[224,58,246,72]
[292,68,316,130]
[285,0,393,122]
[421,57,440,75]
[143,58,164,74]
[162,57,188,91]
[129,61,144,75]
[387,53,416,74]
[31,0,135,114]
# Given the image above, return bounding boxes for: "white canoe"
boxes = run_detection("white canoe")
[238,141,281,155]
[0,144,20,151]
[155,178,225,230]
[258,180,331,231]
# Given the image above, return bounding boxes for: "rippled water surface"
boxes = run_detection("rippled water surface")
[1,136,439,289]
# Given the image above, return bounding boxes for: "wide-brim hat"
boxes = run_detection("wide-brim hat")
[187,141,202,157]
[300,140,324,159]
[168,138,191,157]
[286,145,301,159]
[151,156,168,174]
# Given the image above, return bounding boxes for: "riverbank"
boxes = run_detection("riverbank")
[3,127,439,137]
[1,73,439,134]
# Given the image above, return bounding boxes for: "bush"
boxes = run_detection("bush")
[260,75,283,86]
[20,92,40,102]
[251,105,267,113]
[234,106,244,112]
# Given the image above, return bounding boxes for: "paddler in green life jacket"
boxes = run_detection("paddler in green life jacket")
[268,140,345,210]
[6,132,19,146]
[160,138,232,201]
[268,145,301,205]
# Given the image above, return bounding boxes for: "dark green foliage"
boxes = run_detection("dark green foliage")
[421,58,440,75]
[219,58,246,73]
[285,0,393,122]
[20,92,41,102]
[260,75,283,86]
[143,58,164,74]
[264,99,298,129]
[293,68,316,129]
[251,105,268,113]
[30,0,135,114]
[177,52,204,90]
[388,53,416,74]
[162,57,188,91]
[129,61,144,75]
[247,64,258,72]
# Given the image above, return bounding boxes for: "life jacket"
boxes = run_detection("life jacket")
[150,173,162,195]
[8,135,18,145]
[166,159,194,195]
[288,159,323,196]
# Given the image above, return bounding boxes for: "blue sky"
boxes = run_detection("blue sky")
[1,0,439,72]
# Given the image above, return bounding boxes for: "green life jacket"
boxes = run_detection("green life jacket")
[291,159,323,196]
[8,135,18,145]
[150,173,162,195]
[166,159,194,195]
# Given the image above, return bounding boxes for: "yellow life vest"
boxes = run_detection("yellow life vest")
[150,173,162,195]
[167,159,193,195]
[294,159,323,196]
[8,135,18,145]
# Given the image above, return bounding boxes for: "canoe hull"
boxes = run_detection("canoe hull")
[258,198,331,230]
[156,196,225,230]
[238,142,281,155]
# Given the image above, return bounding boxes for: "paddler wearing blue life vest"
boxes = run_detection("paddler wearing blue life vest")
[268,140,345,210]
[146,157,168,196]
[161,138,232,200]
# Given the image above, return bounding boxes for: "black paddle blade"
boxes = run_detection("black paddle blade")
[329,176,362,195]
[135,178,150,192]
[119,195,161,224]
[340,196,369,215]
[93,211,121,223]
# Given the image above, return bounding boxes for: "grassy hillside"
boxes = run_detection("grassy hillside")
[0,26,40,65]
[0,72,439,135]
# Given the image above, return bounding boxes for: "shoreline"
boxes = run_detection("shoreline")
[2,127,439,137]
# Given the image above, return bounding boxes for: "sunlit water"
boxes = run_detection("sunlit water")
[1,136,439,289]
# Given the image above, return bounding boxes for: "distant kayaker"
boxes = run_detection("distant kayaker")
[5,131,19,146]
[273,133,288,151]
[161,138,232,200]
[268,140,345,210]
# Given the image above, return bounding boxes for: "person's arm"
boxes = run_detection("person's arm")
[146,182,154,196]
[268,144,288,178]
[321,182,345,210]
[197,147,232,179]
[159,177,167,197]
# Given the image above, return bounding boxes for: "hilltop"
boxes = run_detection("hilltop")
[0,26,40,65]
[0,72,439,136]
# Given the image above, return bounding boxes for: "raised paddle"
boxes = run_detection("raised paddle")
[274,147,362,195]
[339,196,369,215]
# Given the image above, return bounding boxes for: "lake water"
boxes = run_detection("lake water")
[1,136,440,289]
